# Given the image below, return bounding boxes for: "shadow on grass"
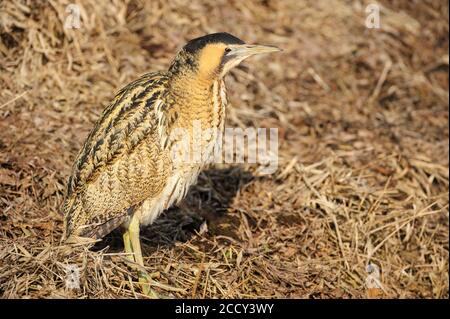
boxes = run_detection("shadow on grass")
[92,166,254,254]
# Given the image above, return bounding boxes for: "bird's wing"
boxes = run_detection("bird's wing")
[63,71,171,239]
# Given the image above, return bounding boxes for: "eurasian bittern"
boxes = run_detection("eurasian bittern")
[62,32,280,296]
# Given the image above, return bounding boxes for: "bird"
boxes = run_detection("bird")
[62,32,281,296]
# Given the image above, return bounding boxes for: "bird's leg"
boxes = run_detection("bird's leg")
[122,229,135,263]
[126,214,159,298]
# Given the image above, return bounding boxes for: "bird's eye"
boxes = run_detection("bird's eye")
[224,47,231,54]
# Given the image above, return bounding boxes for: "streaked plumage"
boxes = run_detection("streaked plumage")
[62,32,280,295]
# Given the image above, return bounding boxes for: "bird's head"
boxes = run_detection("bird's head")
[169,32,281,80]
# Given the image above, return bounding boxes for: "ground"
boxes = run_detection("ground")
[0,0,448,298]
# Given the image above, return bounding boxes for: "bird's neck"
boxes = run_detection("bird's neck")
[168,72,223,129]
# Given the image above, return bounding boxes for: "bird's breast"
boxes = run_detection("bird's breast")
[166,79,227,168]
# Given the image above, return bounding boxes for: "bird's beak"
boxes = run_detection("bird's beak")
[220,44,281,76]
[228,44,282,60]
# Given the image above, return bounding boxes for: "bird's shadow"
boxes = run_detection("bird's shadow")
[93,166,254,254]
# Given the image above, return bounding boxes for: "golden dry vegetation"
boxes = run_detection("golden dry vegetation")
[0,0,448,298]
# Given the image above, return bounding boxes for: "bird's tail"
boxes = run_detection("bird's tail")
[61,196,129,244]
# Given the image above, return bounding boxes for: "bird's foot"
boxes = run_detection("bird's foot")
[139,271,187,298]
[138,271,160,298]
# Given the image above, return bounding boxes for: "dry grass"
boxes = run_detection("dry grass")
[0,0,448,298]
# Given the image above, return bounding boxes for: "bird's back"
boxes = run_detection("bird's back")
[63,71,172,240]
